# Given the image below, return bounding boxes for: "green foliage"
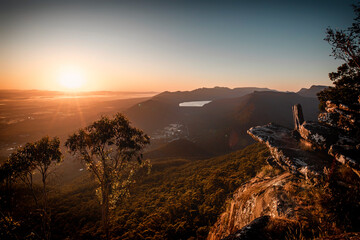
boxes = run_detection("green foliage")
[1,136,62,186]
[320,165,360,233]
[111,143,268,240]
[277,165,360,239]
[317,60,360,108]
[318,3,360,108]
[0,136,62,240]
[49,172,102,240]
[65,113,150,239]
[1,141,268,239]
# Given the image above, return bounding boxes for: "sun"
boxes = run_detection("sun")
[57,66,86,90]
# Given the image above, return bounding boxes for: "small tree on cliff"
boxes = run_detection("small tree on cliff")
[65,113,150,240]
[318,3,360,108]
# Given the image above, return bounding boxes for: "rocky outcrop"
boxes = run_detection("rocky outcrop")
[207,173,295,240]
[208,103,360,240]
[220,216,270,240]
[248,123,333,179]
[292,104,304,131]
[248,103,360,177]
[219,216,298,240]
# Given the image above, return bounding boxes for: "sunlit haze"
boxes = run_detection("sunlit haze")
[57,66,86,91]
[0,0,355,92]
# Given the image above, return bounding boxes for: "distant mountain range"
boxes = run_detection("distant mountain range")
[296,85,328,98]
[125,87,275,133]
[0,86,326,157]
[126,86,325,156]
[152,86,275,103]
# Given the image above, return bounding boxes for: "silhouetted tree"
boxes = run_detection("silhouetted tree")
[5,136,62,240]
[65,113,150,240]
[318,3,360,108]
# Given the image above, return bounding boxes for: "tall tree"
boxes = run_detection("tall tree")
[5,136,62,240]
[65,113,150,240]
[318,3,360,108]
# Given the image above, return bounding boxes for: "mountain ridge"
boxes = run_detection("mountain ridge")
[125,88,320,154]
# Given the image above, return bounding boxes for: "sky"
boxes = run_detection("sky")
[0,0,356,92]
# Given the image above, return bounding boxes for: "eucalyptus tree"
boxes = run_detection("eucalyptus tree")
[6,136,62,240]
[65,113,150,240]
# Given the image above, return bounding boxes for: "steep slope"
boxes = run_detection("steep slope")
[45,143,269,240]
[208,103,360,240]
[207,166,360,240]
[201,91,319,127]
[208,170,294,240]
[125,99,181,133]
[144,138,210,160]
[186,91,319,153]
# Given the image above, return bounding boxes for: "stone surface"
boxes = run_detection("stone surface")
[221,216,270,240]
[247,123,333,178]
[210,103,360,240]
[298,121,338,149]
[207,173,294,240]
[248,103,360,181]
[292,104,304,131]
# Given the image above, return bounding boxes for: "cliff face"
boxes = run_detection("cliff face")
[207,172,294,240]
[208,164,360,240]
[207,103,360,240]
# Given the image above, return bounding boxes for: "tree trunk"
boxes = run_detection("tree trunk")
[28,173,39,208]
[42,174,50,240]
[101,185,110,240]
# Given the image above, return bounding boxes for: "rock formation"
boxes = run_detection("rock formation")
[207,172,296,240]
[249,103,359,177]
[247,123,333,180]
[208,103,360,240]
[292,104,304,131]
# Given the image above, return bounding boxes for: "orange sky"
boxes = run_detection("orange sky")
[0,1,352,92]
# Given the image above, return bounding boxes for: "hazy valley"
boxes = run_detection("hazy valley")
[4,85,357,240]
[0,86,323,161]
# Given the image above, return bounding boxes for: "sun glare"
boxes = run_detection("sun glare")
[57,67,86,90]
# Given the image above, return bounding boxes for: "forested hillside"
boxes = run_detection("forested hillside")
[1,143,268,239]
